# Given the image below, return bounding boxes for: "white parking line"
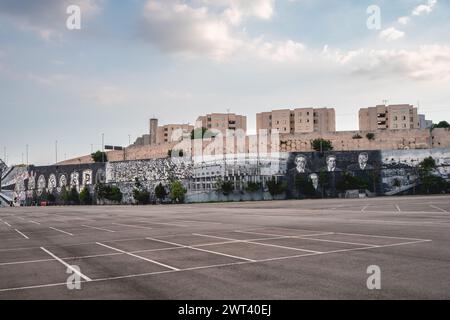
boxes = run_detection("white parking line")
[29,220,41,225]
[82,225,115,233]
[194,233,322,254]
[429,205,448,213]
[15,229,30,240]
[138,221,188,227]
[17,217,25,221]
[49,227,74,236]
[4,221,11,227]
[40,247,92,282]
[146,236,256,262]
[96,242,180,271]
[234,230,335,238]
[395,205,402,212]
[361,205,369,212]
[112,223,153,230]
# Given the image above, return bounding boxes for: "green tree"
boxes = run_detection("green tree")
[246,181,262,193]
[169,181,187,203]
[191,127,218,140]
[61,188,70,204]
[69,187,80,205]
[216,178,234,195]
[91,151,108,163]
[154,183,167,202]
[318,169,329,198]
[266,177,286,198]
[79,187,92,205]
[295,174,316,198]
[366,133,375,141]
[311,138,333,152]
[95,183,122,203]
[432,121,450,129]
[132,178,150,205]
[337,172,369,192]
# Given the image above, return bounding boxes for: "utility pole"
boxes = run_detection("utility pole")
[26,144,29,166]
[102,134,105,163]
[55,140,58,164]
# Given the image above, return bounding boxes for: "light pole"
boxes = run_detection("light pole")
[102,134,105,163]
[26,144,29,166]
[55,140,58,164]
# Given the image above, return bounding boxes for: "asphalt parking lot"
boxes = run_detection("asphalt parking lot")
[0,195,449,299]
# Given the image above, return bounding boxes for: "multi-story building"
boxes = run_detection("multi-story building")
[359,104,420,131]
[133,118,193,146]
[196,113,247,135]
[256,108,335,134]
[419,114,433,130]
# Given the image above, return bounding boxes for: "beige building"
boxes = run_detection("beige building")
[256,108,335,134]
[134,119,193,146]
[359,104,420,131]
[196,113,247,135]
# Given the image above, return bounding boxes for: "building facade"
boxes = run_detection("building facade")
[134,118,193,146]
[257,108,336,134]
[359,104,420,131]
[196,113,247,135]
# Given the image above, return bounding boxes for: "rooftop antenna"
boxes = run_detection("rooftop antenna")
[382,99,388,106]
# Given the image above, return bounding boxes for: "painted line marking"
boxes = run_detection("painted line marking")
[194,233,322,254]
[146,236,256,262]
[138,221,188,227]
[429,205,448,213]
[15,229,29,240]
[96,242,179,271]
[49,227,74,236]
[17,217,25,221]
[0,238,432,293]
[395,205,402,212]
[81,225,115,233]
[361,205,369,212]
[40,247,92,282]
[112,223,153,230]
[234,230,335,238]
[4,221,11,227]
[29,220,41,225]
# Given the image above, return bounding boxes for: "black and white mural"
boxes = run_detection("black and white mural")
[2,148,449,206]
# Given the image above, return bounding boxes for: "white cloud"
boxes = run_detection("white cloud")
[140,0,303,62]
[379,27,405,42]
[412,0,438,16]
[326,45,450,81]
[397,16,411,25]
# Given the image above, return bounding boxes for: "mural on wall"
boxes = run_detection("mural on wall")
[380,149,450,195]
[82,169,93,187]
[285,150,382,198]
[2,148,450,205]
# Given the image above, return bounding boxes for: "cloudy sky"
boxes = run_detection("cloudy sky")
[1,0,449,165]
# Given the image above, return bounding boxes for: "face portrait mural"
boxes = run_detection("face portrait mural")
[294,155,308,173]
[70,172,80,190]
[48,174,57,193]
[326,155,340,172]
[309,173,319,190]
[37,175,46,196]
[82,170,93,186]
[27,171,36,190]
[358,153,369,170]
[96,169,106,184]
